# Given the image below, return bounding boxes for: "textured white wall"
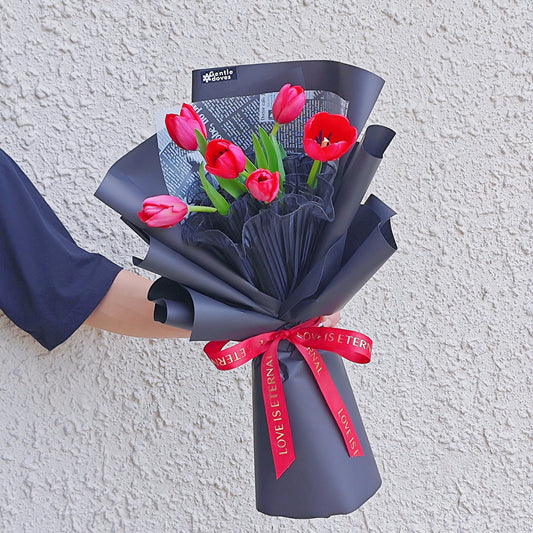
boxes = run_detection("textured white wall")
[1,0,531,531]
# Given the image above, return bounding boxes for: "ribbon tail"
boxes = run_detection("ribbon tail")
[260,340,296,479]
[295,343,364,458]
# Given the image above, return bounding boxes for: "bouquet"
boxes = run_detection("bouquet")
[96,61,397,518]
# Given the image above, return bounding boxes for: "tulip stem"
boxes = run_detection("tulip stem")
[307,159,322,188]
[271,122,280,137]
[189,206,218,213]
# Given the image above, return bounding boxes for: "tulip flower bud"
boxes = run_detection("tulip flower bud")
[138,195,189,228]
[165,104,208,151]
[272,84,306,125]
[138,195,218,227]
[205,139,247,179]
[246,169,280,203]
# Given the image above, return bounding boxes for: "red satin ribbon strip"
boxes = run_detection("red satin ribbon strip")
[203,319,372,479]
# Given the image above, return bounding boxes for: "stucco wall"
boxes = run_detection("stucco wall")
[1,0,531,531]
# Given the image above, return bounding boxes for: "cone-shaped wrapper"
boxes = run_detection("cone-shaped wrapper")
[253,343,381,518]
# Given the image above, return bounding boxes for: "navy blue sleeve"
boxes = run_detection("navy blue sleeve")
[0,149,122,350]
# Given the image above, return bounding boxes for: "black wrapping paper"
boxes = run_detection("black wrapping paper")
[253,345,381,518]
[191,60,384,134]
[96,61,397,518]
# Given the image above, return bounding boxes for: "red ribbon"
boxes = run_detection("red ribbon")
[203,318,372,479]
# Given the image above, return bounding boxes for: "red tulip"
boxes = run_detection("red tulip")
[138,195,188,228]
[272,84,306,124]
[303,112,357,162]
[205,139,246,179]
[165,104,207,151]
[246,169,280,203]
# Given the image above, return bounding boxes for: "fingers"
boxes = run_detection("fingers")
[320,311,341,327]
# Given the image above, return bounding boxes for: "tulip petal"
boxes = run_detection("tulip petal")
[144,207,181,228]
[303,112,357,162]
[246,169,280,203]
[137,210,150,223]
[181,103,208,138]
[272,84,290,122]
[165,104,208,151]
[144,194,184,206]
[138,195,188,227]
[142,205,166,216]
[272,84,306,124]
[205,139,246,179]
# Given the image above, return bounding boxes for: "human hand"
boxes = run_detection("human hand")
[319,311,341,328]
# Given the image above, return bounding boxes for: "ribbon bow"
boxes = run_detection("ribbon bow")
[204,318,372,479]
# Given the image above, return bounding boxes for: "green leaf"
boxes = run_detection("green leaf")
[245,156,257,174]
[269,133,286,183]
[258,126,279,172]
[194,130,207,157]
[252,133,267,169]
[199,163,230,215]
[278,142,287,160]
[216,176,247,199]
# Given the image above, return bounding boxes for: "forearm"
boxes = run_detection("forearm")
[84,269,190,339]
[85,269,340,340]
